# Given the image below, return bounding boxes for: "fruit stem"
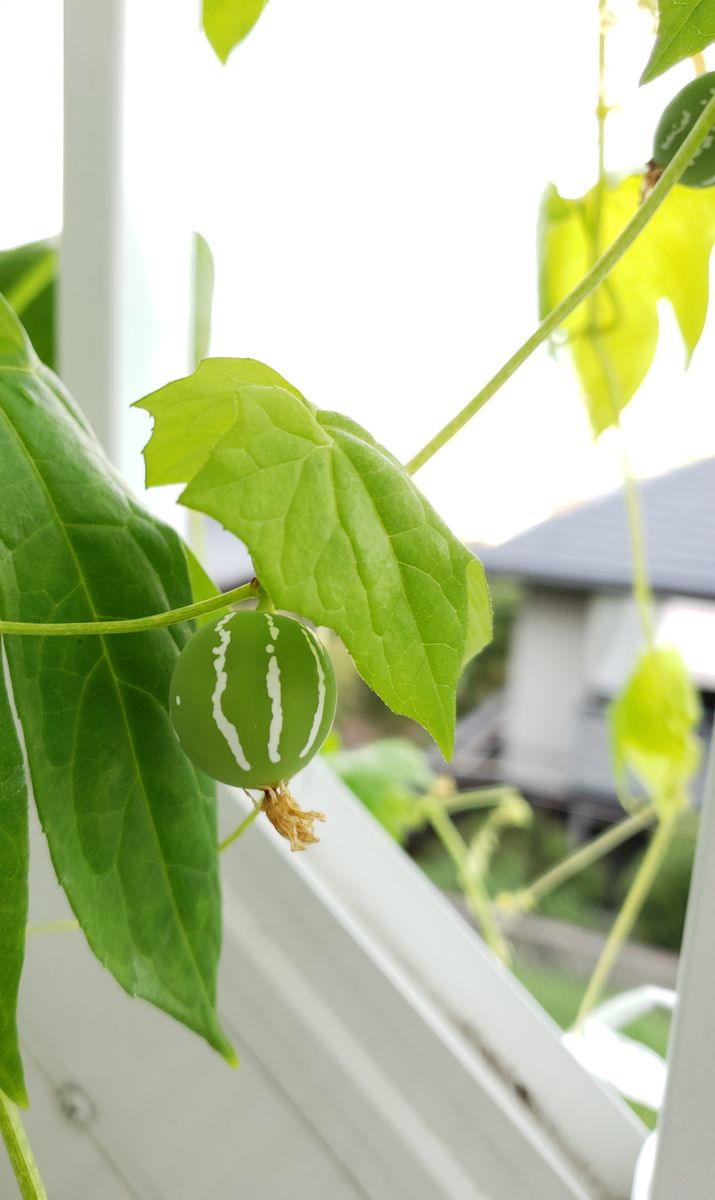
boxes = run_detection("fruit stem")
[405,88,715,477]
[218,803,262,852]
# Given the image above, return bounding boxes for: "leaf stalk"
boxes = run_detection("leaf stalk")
[0,1091,47,1200]
[0,583,254,638]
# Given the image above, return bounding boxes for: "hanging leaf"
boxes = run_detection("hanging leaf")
[137,359,492,758]
[203,0,270,63]
[0,648,29,1107]
[641,0,715,84]
[609,646,701,812]
[538,176,715,435]
[0,298,233,1064]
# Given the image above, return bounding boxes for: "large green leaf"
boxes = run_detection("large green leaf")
[0,297,233,1064]
[203,0,270,62]
[609,646,701,812]
[642,0,715,84]
[539,176,715,435]
[0,646,29,1106]
[137,359,491,757]
[0,241,57,370]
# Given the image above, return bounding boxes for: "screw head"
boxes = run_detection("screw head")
[56,1083,95,1126]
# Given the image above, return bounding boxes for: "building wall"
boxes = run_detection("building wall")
[500,587,712,808]
[501,588,589,797]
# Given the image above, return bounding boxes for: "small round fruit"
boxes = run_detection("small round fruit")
[170,610,337,788]
[652,70,715,187]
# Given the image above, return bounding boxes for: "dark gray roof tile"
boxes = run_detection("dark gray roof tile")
[472,457,715,598]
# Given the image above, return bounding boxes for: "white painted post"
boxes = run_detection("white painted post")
[648,730,715,1198]
[60,0,198,513]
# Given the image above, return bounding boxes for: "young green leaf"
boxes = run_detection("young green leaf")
[641,0,715,84]
[0,648,29,1107]
[325,738,435,842]
[0,299,233,1064]
[609,646,701,812]
[539,176,715,434]
[203,0,269,63]
[137,360,492,757]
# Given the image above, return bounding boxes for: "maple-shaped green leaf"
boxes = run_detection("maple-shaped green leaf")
[609,646,701,812]
[0,298,233,1064]
[203,0,269,62]
[642,0,715,84]
[538,176,715,435]
[137,360,491,758]
[0,649,29,1107]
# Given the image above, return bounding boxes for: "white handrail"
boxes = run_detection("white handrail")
[648,726,715,1198]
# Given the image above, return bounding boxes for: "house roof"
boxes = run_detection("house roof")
[472,457,715,598]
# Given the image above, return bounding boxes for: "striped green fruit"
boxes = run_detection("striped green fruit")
[653,70,715,187]
[170,610,337,788]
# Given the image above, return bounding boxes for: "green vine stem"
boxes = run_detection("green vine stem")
[575,810,678,1026]
[405,88,715,478]
[591,6,656,648]
[0,582,254,638]
[497,805,656,915]
[0,1091,47,1200]
[26,919,80,937]
[568,5,662,1027]
[622,457,656,646]
[425,796,510,961]
[437,785,524,814]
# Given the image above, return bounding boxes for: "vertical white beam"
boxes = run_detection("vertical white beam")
[60,0,199,512]
[650,732,715,1198]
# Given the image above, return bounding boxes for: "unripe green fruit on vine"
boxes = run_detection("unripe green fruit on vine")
[652,70,715,187]
[170,610,337,788]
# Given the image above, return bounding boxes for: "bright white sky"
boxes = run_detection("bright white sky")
[2,0,715,545]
